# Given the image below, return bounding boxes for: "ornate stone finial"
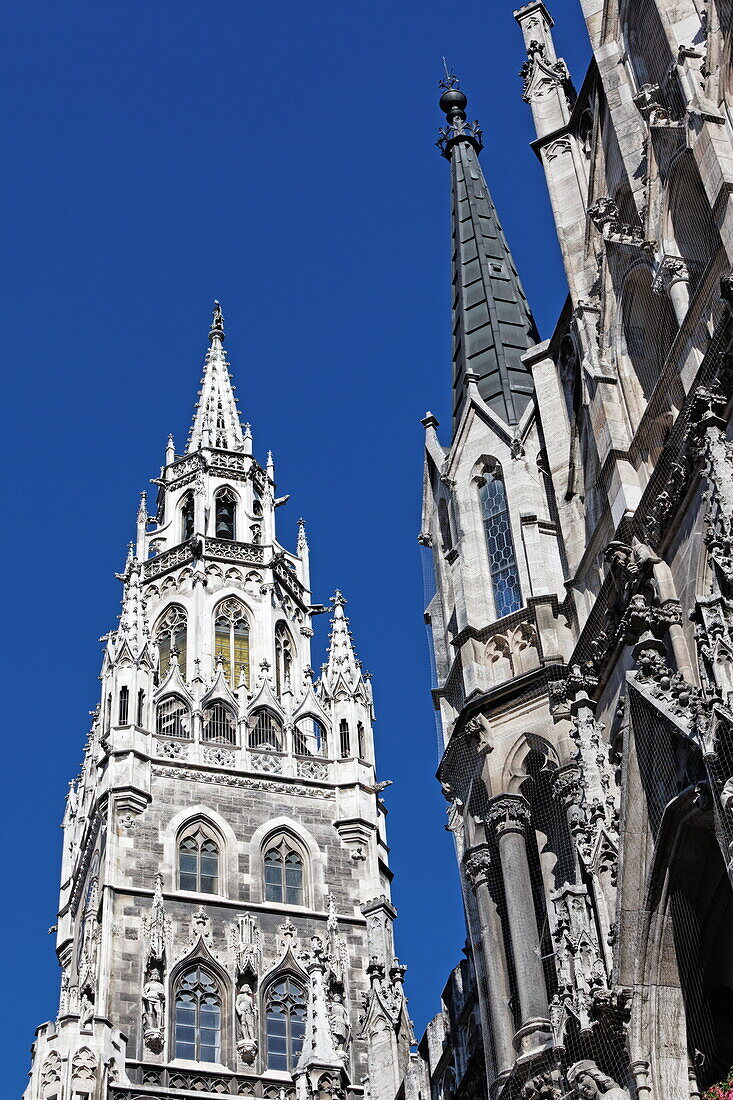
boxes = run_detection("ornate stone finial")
[209,299,225,343]
[437,68,483,158]
[331,590,347,611]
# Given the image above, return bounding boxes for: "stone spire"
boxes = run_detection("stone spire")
[438,72,538,429]
[114,546,150,660]
[323,591,361,688]
[186,301,244,453]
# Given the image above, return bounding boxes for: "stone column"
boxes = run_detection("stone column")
[652,255,692,326]
[485,796,552,1056]
[463,844,516,1081]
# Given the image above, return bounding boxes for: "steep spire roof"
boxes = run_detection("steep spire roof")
[187,301,244,453]
[114,547,150,659]
[438,73,538,430]
[323,592,361,687]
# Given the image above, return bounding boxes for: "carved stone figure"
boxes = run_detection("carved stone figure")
[329,992,351,1054]
[142,966,166,1033]
[236,985,257,1043]
[567,1061,631,1100]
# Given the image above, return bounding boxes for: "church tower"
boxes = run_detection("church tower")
[24,303,412,1100]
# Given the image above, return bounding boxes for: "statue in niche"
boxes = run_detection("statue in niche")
[567,1062,631,1100]
[79,986,95,1029]
[329,991,351,1056]
[142,966,166,1034]
[236,981,258,1064]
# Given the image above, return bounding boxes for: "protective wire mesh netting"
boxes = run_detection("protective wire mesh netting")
[426,136,733,1093]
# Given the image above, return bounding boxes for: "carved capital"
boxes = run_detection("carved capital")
[462,844,493,891]
[652,255,691,295]
[587,197,619,233]
[552,765,583,809]
[485,795,532,838]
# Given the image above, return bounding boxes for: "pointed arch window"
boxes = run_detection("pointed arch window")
[274,623,293,697]
[202,702,236,745]
[264,976,306,1071]
[438,498,453,552]
[214,487,237,541]
[156,605,188,680]
[137,689,145,727]
[156,696,191,739]
[213,598,250,689]
[249,709,283,752]
[178,823,220,893]
[181,492,195,542]
[174,965,221,1062]
[339,719,351,759]
[478,464,522,619]
[118,686,129,726]
[293,716,328,758]
[264,837,304,905]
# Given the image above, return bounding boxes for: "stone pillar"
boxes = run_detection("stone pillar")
[463,844,516,1080]
[485,796,552,1056]
[652,255,692,326]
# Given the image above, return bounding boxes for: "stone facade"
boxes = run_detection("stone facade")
[414,3,733,1100]
[23,303,412,1100]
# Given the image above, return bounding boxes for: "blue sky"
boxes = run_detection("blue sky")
[1,0,590,1088]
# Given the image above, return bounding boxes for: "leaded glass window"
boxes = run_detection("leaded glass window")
[249,709,283,751]
[181,492,195,542]
[202,702,236,744]
[264,839,304,905]
[156,696,191,739]
[215,487,236,540]
[174,966,221,1062]
[156,605,187,679]
[213,598,250,688]
[178,825,219,893]
[478,465,522,618]
[265,977,306,1072]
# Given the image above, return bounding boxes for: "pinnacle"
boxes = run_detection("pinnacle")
[187,301,245,453]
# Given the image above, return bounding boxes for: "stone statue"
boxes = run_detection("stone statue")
[567,1061,631,1100]
[79,987,94,1029]
[236,985,256,1043]
[329,992,351,1054]
[142,966,166,1032]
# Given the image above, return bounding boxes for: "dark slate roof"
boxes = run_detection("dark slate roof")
[439,83,539,430]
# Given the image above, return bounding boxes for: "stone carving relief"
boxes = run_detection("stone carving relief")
[567,1061,631,1100]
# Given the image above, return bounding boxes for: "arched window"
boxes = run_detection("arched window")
[478,463,522,618]
[174,965,221,1063]
[264,977,306,1071]
[438,498,453,552]
[621,268,678,400]
[178,823,220,893]
[181,492,195,542]
[137,689,145,727]
[249,710,283,752]
[252,494,263,518]
[213,598,250,689]
[214,487,237,541]
[156,696,191,739]
[202,702,236,745]
[624,0,674,92]
[118,686,129,725]
[264,837,304,905]
[339,719,351,759]
[274,623,293,697]
[156,605,188,680]
[293,716,328,758]
[357,721,366,760]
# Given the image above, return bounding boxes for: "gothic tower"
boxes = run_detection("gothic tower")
[24,303,412,1100]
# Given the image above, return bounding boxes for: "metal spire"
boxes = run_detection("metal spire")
[438,75,538,429]
[187,300,245,453]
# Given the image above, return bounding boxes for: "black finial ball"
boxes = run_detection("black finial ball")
[440,87,467,117]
